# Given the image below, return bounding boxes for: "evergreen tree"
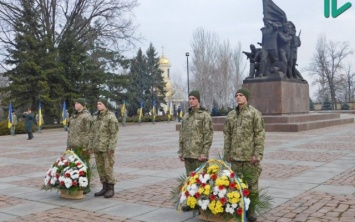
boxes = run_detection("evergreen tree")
[1,1,53,111]
[341,103,350,110]
[321,97,333,110]
[127,49,149,115]
[126,44,168,116]
[309,98,315,111]
[145,43,167,112]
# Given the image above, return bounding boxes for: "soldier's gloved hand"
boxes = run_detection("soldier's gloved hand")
[179,156,185,161]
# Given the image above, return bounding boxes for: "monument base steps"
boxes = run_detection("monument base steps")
[176,113,354,132]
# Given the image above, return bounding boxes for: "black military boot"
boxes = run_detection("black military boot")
[94,182,108,197]
[104,183,115,198]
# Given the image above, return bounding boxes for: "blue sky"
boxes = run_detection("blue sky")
[132,0,355,98]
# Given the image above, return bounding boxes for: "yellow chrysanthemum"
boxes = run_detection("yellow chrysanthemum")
[203,184,211,195]
[208,200,224,214]
[181,185,187,192]
[207,164,219,174]
[216,175,230,186]
[198,187,204,194]
[215,201,224,214]
[235,181,247,190]
[189,177,196,184]
[187,196,197,208]
[208,200,217,214]
[227,191,240,204]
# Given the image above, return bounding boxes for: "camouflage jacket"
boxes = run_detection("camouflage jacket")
[223,104,265,162]
[90,109,119,152]
[178,107,214,159]
[67,109,92,150]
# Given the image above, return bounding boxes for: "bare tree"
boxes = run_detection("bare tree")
[306,35,353,109]
[338,63,355,103]
[231,42,246,96]
[190,28,245,110]
[171,70,187,99]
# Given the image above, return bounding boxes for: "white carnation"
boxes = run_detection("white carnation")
[70,170,79,179]
[79,177,88,187]
[64,178,72,188]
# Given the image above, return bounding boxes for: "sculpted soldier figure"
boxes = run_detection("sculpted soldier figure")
[259,20,280,77]
[178,90,214,176]
[243,44,262,79]
[287,21,305,80]
[90,98,119,198]
[223,88,265,222]
[67,98,93,194]
[277,23,292,77]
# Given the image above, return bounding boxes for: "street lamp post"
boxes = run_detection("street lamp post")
[186,52,189,97]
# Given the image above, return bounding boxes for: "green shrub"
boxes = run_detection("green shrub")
[0,120,64,136]
[0,120,35,136]
[321,97,332,110]
[341,103,350,110]
[218,107,233,116]
[310,98,315,111]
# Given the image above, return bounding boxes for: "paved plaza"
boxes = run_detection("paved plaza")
[0,115,355,222]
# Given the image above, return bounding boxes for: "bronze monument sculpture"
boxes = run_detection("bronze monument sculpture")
[243,0,306,82]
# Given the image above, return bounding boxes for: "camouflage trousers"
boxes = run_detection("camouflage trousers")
[10,126,16,136]
[231,161,262,217]
[122,116,126,127]
[94,151,115,184]
[184,158,205,176]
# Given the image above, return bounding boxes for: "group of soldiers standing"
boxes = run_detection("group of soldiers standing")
[66,98,119,198]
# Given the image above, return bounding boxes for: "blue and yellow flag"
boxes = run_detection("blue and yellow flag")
[38,101,43,126]
[138,100,144,122]
[121,100,126,117]
[8,102,13,129]
[62,100,67,126]
[167,101,171,120]
[152,100,156,121]
[179,102,183,119]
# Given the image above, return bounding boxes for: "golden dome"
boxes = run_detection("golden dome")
[159,55,171,65]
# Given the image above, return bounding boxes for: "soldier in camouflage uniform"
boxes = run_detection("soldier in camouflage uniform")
[223,88,265,222]
[67,98,93,194]
[90,98,119,198]
[178,90,214,176]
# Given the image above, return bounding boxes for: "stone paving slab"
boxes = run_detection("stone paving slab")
[0,117,354,221]
[132,208,194,222]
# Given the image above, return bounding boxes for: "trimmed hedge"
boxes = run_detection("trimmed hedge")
[0,120,64,136]
[0,120,37,136]
[124,115,172,123]
[1,115,175,135]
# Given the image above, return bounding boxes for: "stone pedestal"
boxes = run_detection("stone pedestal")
[242,80,309,115]
[175,80,354,132]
